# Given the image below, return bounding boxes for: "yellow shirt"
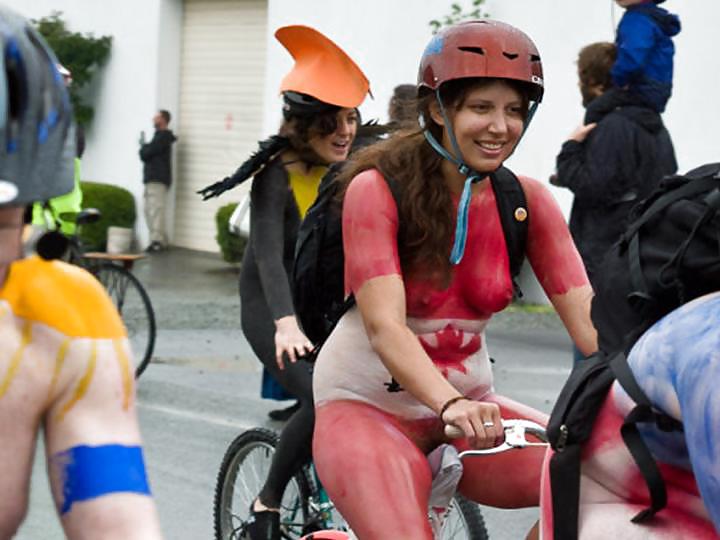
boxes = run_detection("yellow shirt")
[288,166,327,219]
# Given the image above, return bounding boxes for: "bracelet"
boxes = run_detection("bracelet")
[439,396,469,421]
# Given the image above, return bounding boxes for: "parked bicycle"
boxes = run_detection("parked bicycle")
[60,209,156,377]
[213,424,496,540]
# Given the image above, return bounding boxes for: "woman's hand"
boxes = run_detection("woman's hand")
[441,398,503,449]
[274,316,313,369]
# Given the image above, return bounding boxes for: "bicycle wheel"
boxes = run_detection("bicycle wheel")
[214,428,313,540]
[94,263,156,377]
[438,494,489,540]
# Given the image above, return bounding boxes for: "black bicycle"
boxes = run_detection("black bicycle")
[62,209,156,377]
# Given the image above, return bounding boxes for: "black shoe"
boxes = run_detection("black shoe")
[145,241,164,253]
[245,504,280,540]
[268,401,300,422]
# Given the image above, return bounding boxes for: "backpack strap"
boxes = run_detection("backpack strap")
[489,167,528,297]
[609,353,683,523]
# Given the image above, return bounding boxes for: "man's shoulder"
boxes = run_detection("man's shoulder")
[1,257,125,339]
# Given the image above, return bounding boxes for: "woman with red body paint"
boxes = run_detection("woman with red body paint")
[311,21,597,539]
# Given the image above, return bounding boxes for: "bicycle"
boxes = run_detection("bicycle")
[213,426,490,540]
[58,209,156,378]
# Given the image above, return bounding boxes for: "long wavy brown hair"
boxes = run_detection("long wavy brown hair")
[337,78,531,283]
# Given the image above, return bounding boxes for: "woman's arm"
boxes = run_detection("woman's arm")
[522,176,598,356]
[249,161,311,365]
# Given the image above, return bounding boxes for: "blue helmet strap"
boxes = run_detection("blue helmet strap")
[423,88,486,265]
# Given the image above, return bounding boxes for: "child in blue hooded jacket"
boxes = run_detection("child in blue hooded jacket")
[611,0,680,113]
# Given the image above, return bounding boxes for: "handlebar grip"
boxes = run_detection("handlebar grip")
[444,424,464,439]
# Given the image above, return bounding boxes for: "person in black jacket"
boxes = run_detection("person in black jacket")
[552,41,677,284]
[139,109,176,252]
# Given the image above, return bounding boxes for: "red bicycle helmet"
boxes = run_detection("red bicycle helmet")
[418,20,544,102]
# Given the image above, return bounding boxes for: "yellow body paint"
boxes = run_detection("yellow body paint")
[56,341,97,422]
[113,339,133,410]
[0,257,124,339]
[46,338,71,403]
[0,321,31,398]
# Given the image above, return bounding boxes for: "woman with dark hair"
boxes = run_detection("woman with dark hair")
[311,20,597,539]
[199,25,368,540]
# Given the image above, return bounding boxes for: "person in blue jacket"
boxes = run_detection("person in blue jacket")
[611,0,680,113]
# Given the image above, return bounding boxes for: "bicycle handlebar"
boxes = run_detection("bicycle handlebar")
[444,419,548,457]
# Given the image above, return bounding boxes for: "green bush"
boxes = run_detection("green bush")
[79,181,136,250]
[216,203,247,263]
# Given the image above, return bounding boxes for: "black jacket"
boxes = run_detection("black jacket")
[555,92,677,281]
[139,129,176,185]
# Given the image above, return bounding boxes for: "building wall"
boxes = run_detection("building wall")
[4,0,183,249]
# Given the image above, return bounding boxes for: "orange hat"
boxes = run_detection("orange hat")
[275,25,370,109]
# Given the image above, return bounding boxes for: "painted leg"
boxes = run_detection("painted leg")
[313,401,434,540]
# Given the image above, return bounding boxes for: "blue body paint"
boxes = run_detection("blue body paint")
[626,292,720,529]
[52,444,151,514]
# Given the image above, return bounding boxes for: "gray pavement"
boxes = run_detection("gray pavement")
[16,247,574,540]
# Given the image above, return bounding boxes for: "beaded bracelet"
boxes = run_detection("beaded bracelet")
[439,395,469,420]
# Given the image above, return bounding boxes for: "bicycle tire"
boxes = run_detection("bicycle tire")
[438,494,489,540]
[214,428,313,540]
[93,263,156,378]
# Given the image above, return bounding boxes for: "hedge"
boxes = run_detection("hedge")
[79,181,136,250]
[216,203,248,263]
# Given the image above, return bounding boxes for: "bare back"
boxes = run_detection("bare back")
[0,257,162,539]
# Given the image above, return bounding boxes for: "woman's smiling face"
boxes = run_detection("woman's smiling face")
[307,107,359,164]
[435,80,526,173]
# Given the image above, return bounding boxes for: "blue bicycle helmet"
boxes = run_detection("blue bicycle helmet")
[0,6,74,207]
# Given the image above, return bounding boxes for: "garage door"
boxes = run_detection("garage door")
[174,0,267,251]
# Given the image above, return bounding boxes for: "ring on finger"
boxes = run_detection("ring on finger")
[483,421,495,428]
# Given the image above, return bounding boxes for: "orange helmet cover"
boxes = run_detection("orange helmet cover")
[275,25,369,108]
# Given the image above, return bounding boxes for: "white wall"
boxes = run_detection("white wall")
[155,0,184,242]
[4,0,183,248]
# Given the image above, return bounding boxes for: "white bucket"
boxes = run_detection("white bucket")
[106,226,133,254]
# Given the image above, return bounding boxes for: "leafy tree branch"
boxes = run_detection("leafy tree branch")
[33,12,112,127]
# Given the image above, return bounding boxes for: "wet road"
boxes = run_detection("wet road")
[15,249,573,539]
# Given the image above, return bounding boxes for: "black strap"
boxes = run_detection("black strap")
[609,353,682,522]
[627,232,654,314]
[489,167,528,296]
[550,445,582,540]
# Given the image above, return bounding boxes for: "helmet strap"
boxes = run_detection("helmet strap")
[423,89,484,265]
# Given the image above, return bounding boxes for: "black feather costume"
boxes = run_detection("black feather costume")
[197,135,290,200]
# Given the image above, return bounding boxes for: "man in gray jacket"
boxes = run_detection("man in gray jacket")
[139,109,176,252]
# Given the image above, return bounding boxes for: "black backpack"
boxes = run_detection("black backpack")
[546,163,720,538]
[547,351,683,540]
[591,162,720,354]
[292,165,529,351]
